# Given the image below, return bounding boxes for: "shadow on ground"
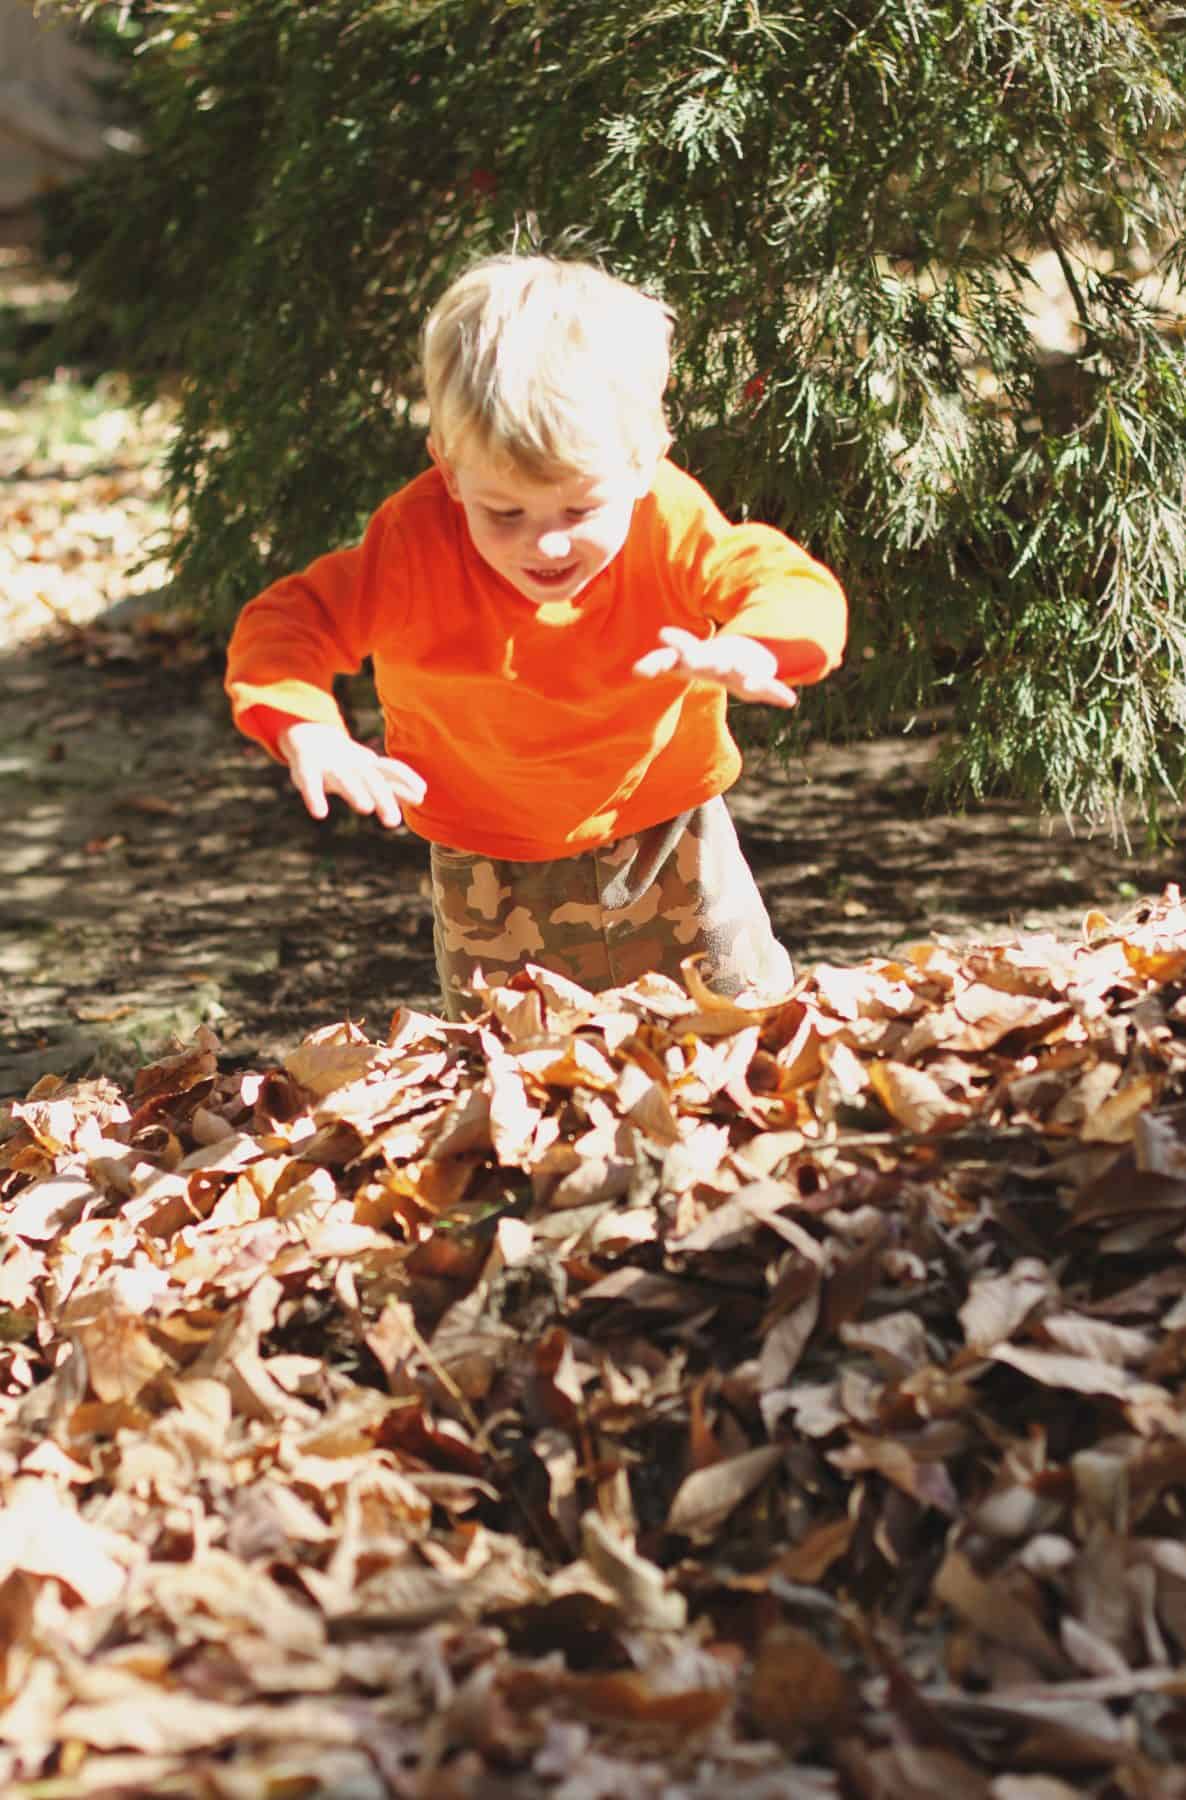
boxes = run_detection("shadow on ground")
[0,607,438,1098]
[730,732,1181,962]
[2,600,1183,1101]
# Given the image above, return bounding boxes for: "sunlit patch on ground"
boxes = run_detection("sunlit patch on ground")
[0,243,176,647]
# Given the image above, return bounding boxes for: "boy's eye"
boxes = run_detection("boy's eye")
[487,508,522,522]
[566,507,595,519]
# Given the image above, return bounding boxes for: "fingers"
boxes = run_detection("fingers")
[632,646,682,679]
[633,626,700,681]
[323,762,405,830]
[726,666,799,708]
[279,724,425,830]
[277,725,332,821]
[373,757,428,806]
[634,628,798,707]
[285,754,331,821]
[740,676,798,709]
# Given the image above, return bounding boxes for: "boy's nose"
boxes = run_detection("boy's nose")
[536,530,573,560]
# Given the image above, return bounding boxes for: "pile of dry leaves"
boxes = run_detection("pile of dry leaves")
[4,892,1186,1798]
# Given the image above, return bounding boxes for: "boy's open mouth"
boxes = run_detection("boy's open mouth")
[523,564,579,586]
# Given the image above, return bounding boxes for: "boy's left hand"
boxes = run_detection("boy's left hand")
[633,627,798,708]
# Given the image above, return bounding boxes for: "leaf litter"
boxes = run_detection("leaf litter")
[0,367,177,652]
[4,893,1186,1795]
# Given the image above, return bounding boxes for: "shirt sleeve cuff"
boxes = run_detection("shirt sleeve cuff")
[236,704,306,759]
[748,636,834,684]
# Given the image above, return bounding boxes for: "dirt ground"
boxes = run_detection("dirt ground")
[3,238,1184,1103]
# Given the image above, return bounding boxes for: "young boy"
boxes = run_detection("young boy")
[225,255,847,1018]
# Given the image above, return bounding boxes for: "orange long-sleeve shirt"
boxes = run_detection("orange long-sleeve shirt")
[225,459,846,859]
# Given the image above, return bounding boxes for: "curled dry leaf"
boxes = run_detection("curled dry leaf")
[959,1261,1054,1352]
[869,1060,971,1133]
[665,1445,784,1542]
[580,1513,687,1631]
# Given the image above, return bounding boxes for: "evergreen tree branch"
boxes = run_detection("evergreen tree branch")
[1008,155,1092,342]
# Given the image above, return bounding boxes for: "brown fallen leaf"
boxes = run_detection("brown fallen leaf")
[869,1060,971,1133]
[748,1623,858,1751]
[1123,941,1186,983]
[1079,1073,1159,1144]
[665,1445,783,1542]
[285,1036,389,1100]
[581,1512,687,1630]
[1133,1103,1186,1177]
[933,1549,1072,1679]
[959,1260,1054,1352]
[506,1663,731,1730]
[829,1432,960,1516]
[834,1740,995,1799]
[989,1342,1163,1404]
[122,791,183,816]
[72,1306,169,1404]
[0,1479,134,1606]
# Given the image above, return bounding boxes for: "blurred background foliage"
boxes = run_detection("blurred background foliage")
[39,0,1186,826]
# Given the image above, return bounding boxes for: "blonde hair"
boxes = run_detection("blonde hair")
[421,254,674,480]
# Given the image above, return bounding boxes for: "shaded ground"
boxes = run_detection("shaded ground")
[2,232,1184,1101]
[1,617,440,1096]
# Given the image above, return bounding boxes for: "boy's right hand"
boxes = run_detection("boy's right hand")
[277,722,427,830]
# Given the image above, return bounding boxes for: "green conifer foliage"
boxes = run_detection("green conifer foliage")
[50,0,1186,822]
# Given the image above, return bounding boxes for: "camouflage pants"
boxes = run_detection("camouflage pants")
[429,795,794,1020]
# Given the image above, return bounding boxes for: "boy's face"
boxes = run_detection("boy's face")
[430,442,654,606]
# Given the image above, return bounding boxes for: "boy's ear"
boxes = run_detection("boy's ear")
[427,437,461,501]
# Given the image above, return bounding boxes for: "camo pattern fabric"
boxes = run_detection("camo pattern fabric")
[429,795,794,1020]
